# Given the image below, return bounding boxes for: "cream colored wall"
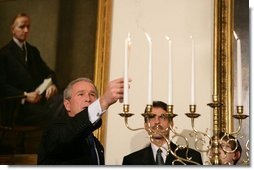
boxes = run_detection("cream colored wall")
[105,0,213,165]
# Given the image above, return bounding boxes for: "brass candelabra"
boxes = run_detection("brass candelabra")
[119,102,249,165]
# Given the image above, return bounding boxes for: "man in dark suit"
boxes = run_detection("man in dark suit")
[122,101,203,165]
[37,77,127,165]
[0,13,58,126]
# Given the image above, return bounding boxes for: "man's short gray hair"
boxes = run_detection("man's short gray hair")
[63,77,98,100]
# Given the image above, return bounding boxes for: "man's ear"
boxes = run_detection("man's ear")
[234,151,241,160]
[64,99,71,112]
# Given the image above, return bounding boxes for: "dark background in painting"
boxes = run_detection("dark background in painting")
[0,0,98,91]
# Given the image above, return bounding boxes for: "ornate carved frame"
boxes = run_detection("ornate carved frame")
[93,0,112,145]
[213,0,234,133]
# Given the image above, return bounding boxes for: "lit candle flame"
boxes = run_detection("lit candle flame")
[145,32,152,43]
[233,30,239,40]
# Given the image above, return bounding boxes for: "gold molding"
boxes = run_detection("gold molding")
[93,0,112,145]
[214,0,234,133]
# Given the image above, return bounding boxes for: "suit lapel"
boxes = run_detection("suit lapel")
[165,142,199,165]
[165,142,178,165]
[10,40,28,67]
[142,145,156,165]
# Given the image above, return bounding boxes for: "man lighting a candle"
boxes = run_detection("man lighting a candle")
[122,101,203,165]
[38,77,128,165]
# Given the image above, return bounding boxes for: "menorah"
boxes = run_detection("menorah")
[117,26,249,165]
[119,101,249,165]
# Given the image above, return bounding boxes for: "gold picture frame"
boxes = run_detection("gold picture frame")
[213,0,234,133]
[93,0,112,145]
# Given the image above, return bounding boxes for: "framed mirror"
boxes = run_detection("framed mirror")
[103,0,215,164]
[96,0,249,165]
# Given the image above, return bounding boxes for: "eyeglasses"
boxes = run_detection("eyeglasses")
[146,113,169,122]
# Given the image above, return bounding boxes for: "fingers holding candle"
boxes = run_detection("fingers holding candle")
[101,78,132,109]
[100,78,123,110]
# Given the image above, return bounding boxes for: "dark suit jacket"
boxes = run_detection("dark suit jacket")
[0,39,57,97]
[122,142,203,165]
[0,40,58,125]
[37,107,104,165]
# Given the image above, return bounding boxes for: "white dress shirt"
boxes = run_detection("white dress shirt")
[151,142,168,163]
[88,98,106,124]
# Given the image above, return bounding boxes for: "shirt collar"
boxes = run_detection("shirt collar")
[13,37,26,49]
[151,142,168,162]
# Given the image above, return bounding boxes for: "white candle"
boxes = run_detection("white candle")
[145,32,153,105]
[123,33,131,105]
[165,36,173,105]
[190,36,196,105]
[233,31,242,106]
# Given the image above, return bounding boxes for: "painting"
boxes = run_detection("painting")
[0,0,101,90]
[0,0,110,156]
